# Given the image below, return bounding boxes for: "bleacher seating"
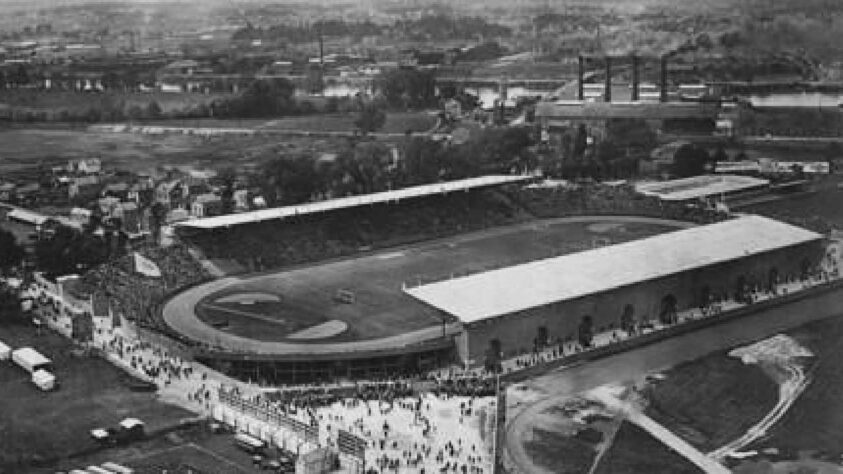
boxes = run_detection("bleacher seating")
[508,183,730,225]
[180,188,524,271]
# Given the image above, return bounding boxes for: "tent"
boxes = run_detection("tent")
[0,340,11,361]
[101,462,134,474]
[12,347,51,373]
[32,369,55,391]
[90,428,110,443]
[118,418,145,441]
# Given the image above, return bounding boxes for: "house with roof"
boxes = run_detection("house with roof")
[190,193,222,218]
[67,158,102,175]
[114,202,140,233]
[102,182,131,200]
[154,179,183,207]
[0,182,16,201]
[68,175,101,199]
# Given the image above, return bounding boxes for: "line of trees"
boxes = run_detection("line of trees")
[252,126,537,207]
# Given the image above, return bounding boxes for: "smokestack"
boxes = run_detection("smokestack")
[578,55,585,101]
[660,55,668,103]
[631,55,640,101]
[604,56,612,103]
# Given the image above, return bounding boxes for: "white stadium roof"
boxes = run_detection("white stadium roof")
[405,215,822,323]
[635,174,769,202]
[176,175,532,229]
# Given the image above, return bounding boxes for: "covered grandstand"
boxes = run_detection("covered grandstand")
[175,175,533,230]
[406,215,825,365]
[635,174,769,203]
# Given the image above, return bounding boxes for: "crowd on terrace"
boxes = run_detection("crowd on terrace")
[509,182,731,224]
[180,190,523,272]
[181,183,736,276]
[70,243,210,334]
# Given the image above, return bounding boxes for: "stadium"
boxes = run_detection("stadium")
[164,176,825,384]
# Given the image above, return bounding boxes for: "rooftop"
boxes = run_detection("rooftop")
[635,174,769,201]
[176,175,532,230]
[405,215,822,323]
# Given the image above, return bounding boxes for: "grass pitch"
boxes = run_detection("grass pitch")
[195,218,680,343]
[643,352,779,452]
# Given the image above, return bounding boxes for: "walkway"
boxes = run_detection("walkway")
[589,387,731,474]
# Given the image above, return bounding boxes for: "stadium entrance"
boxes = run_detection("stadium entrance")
[195,345,454,385]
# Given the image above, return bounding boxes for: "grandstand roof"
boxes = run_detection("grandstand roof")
[635,174,769,201]
[175,175,533,229]
[405,215,822,323]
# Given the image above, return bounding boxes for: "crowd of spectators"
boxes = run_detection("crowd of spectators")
[510,183,730,224]
[69,243,210,334]
[180,189,523,272]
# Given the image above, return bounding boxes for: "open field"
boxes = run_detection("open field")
[46,423,266,474]
[643,351,779,452]
[137,111,438,134]
[745,315,843,458]
[522,427,598,474]
[0,126,347,177]
[190,217,680,344]
[0,90,231,114]
[594,421,703,474]
[0,322,193,472]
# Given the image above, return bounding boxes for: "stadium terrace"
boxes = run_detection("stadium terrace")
[175,175,534,229]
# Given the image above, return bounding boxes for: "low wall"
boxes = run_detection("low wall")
[501,278,843,384]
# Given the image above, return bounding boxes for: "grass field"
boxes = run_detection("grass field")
[0,322,193,472]
[0,90,231,114]
[522,427,599,474]
[745,315,843,458]
[142,111,437,134]
[195,218,680,342]
[643,352,779,452]
[48,423,265,474]
[744,180,843,229]
[0,126,346,177]
[594,421,703,474]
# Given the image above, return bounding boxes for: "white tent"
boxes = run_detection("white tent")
[32,369,55,391]
[119,418,145,430]
[0,340,11,361]
[12,347,51,373]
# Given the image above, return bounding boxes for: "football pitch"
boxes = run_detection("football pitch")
[189,217,689,345]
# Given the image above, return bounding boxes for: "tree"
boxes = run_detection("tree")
[400,136,445,185]
[0,229,24,271]
[149,202,168,244]
[218,167,237,214]
[672,144,710,178]
[572,124,589,161]
[354,102,387,135]
[146,101,162,119]
[217,78,297,118]
[712,146,729,163]
[578,315,594,348]
[35,224,106,275]
[335,142,394,194]
[457,127,537,176]
[377,68,437,110]
[260,156,321,206]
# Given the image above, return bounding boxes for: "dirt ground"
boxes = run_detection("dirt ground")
[0,322,193,472]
